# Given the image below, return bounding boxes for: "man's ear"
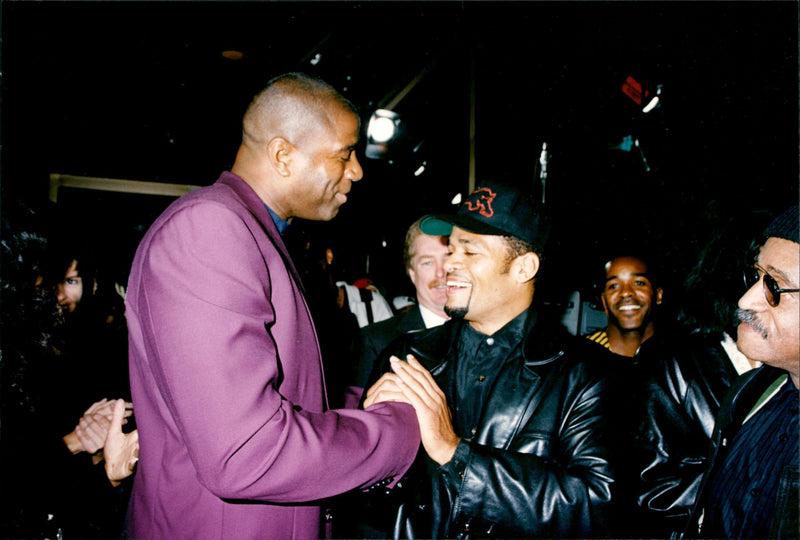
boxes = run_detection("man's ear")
[656,287,664,305]
[514,252,540,284]
[267,137,294,177]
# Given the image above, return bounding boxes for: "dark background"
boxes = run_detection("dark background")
[1,1,798,325]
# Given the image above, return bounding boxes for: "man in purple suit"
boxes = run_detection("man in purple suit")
[125,72,420,539]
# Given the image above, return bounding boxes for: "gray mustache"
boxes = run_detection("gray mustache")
[736,308,768,339]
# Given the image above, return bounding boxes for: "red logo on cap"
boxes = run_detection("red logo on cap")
[465,187,496,218]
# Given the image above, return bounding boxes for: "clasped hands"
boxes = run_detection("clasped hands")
[63,398,133,455]
[62,398,139,486]
[364,355,459,465]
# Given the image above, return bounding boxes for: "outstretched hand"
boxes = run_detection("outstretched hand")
[104,399,139,487]
[365,355,459,465]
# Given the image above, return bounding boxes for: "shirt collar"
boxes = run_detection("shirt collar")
[419,304,448,329]
[265,204,291,235]
[463,309,529,347]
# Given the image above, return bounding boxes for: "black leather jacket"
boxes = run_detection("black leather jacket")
[610,330,737,538]
[683,365,799,539]
[367,311,620,538]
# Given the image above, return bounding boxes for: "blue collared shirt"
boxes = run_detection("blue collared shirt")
[266,204,291,236]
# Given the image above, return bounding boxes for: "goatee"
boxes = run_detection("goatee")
[445,305,468,319]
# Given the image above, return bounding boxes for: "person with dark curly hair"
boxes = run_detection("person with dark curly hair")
[0,205,133,539]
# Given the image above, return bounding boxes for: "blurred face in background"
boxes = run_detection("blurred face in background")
[408,234,449,318]
[57,259,83,313]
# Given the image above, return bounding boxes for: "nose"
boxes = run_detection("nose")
[348,152,364,183]
[444,252,460,274]
[738,278,766,311]
[619,282,634,297]
[56,284,66,303]
[435,258,447,277]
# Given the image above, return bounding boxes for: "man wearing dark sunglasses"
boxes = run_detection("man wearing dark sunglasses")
[685,205,799,539]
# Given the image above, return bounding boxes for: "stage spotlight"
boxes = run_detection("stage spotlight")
[368,110,399,143]
[365,109,402,159]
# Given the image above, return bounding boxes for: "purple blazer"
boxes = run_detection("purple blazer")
[125,172,420,539]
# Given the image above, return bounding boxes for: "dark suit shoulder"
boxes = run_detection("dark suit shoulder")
[361,306,422,338]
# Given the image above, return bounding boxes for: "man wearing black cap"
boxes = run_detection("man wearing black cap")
[685,206,799,539]
[364,183,619,538]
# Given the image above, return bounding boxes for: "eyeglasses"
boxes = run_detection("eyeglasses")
[743,266,800,307]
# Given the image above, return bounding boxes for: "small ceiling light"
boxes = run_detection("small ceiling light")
[310,53,322,66]
[221,50,244,61]
[451,193,463,205]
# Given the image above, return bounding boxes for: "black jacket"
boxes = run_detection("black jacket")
[608,331,737,538]
[684,365,799,539]
[367,311,620,538]
[351,305,426,390]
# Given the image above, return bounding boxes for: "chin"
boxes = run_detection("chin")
[444,305,468,319]
[315,207,339,222]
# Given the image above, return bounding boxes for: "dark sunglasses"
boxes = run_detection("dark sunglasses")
[743,266,800,307]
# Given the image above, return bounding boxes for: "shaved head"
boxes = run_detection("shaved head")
[242,72,359,149]
[231,72,363,221]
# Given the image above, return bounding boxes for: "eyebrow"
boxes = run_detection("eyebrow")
[451,236,478,247]
[759,263,799,288]
[605,272,650,283]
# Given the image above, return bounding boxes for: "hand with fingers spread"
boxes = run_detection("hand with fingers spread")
[104,399,139,487]
[368,354,459,465]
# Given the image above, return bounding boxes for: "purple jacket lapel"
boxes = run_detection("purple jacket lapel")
[218,171,306,295]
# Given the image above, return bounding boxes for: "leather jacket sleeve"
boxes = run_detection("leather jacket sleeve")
[631,333,737,537]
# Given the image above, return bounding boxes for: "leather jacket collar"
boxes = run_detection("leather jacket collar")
[403,307,568,376]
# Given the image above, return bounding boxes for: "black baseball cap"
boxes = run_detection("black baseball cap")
[421,182,549,251]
